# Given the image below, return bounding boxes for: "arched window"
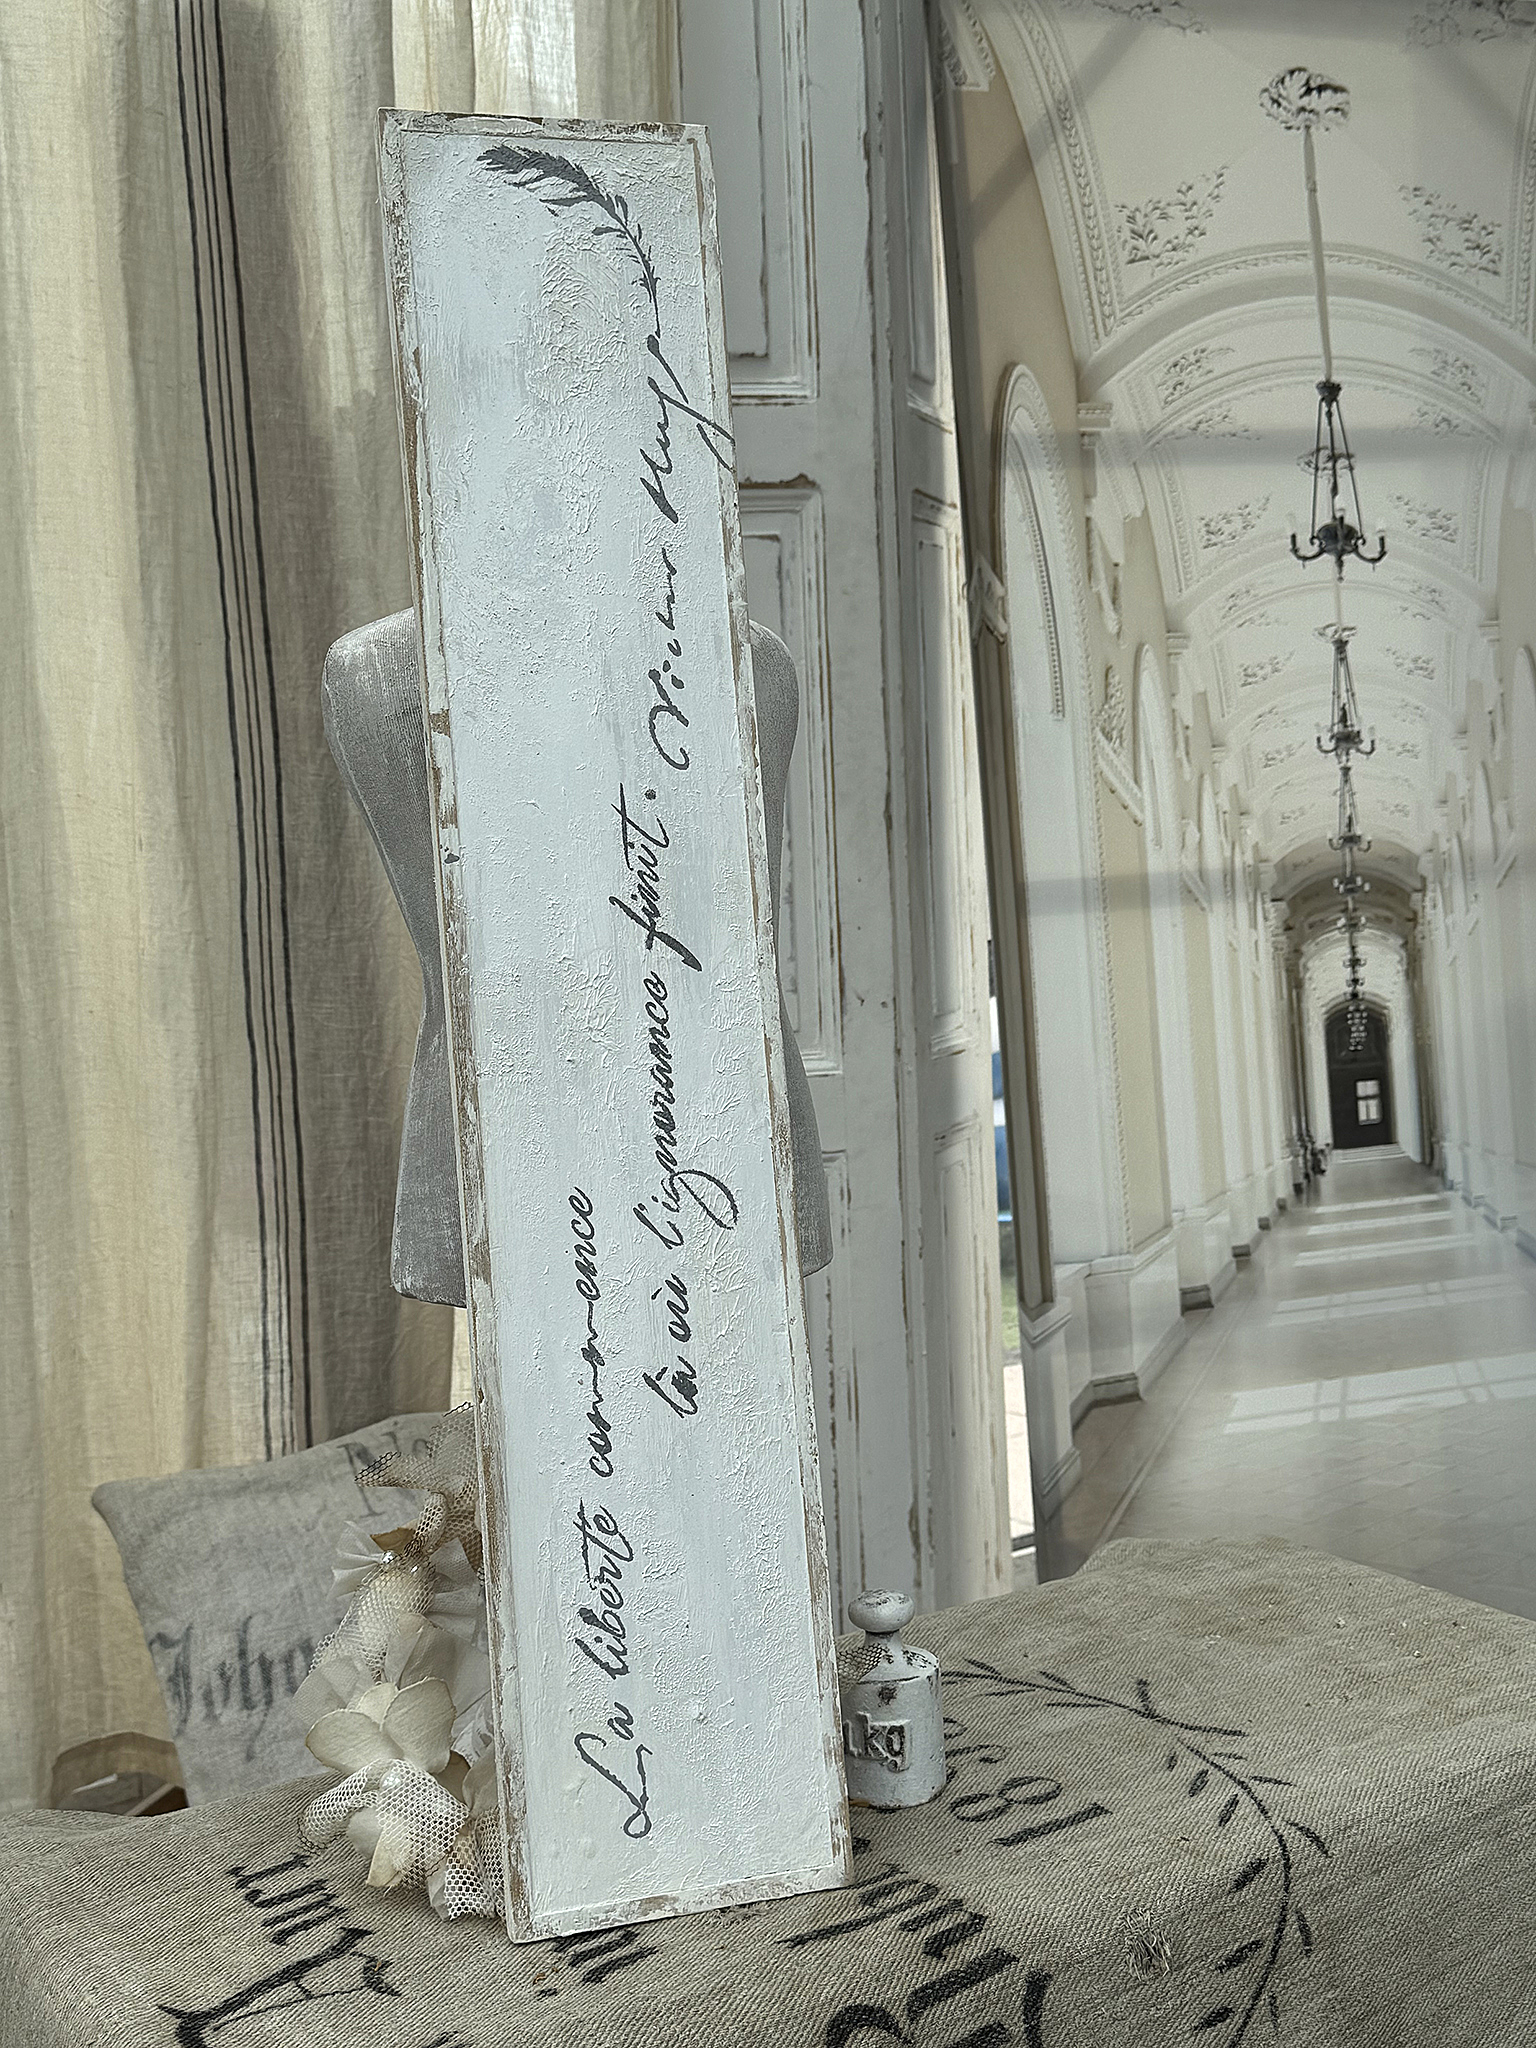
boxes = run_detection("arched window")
[997,365,1120,1267]
[1136,647,1201,1221]
[1469,764,1516,1211]
[1198,777,1250,1228]
[1509,650,1536,1171]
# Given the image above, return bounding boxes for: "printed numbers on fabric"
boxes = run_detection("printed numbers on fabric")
[949,1775,1112,1850]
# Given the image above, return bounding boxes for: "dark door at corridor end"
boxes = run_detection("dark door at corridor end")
[1326,1005,1395,1150]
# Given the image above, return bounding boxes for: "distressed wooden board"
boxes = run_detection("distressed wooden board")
[378,111,851,1940]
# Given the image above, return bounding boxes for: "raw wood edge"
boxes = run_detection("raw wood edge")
[377,107,535,1939]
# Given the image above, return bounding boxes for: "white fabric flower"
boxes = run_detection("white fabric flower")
[418,1536,486,1639]
[320,1542,439,1675]
[450,1686,496,1767]
[306,1674,456,1779]
[292,1408,500,1918]
[331,1520,421,1599]
[382,1613,493,1763]
[289,1637,374,1729]
[300,1757,469,1890]
[300,1675,467,1891]
[298,1734,501,1905]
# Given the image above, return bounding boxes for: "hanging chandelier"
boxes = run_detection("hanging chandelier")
[1315,623,1375,764]
[1331,757,1371,915]
[1334,844,1368,893]
[1339,912,1369,1049]
[1330,760,1370,863]
[1333,772,1373,1024]
[1261,69,1391,1059]
[1260,65,1388,1040]
[1334,841,1369,906]
[1291,387,1386,570]
[1262,68,1387,573]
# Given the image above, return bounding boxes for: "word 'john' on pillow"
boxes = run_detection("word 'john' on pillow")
[93,1412,447,1806]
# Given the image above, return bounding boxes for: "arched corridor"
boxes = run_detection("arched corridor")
[1035,1150,1536,1622]
[943,1,1536,1622]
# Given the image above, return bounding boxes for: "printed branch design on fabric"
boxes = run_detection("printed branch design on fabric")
[943,1664,1331,2047]
[522,1734,1076,2039]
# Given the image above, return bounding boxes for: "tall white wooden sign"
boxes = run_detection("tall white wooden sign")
[378,112,851,1939]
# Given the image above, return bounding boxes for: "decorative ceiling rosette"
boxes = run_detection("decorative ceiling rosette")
[1260,68,1351,133]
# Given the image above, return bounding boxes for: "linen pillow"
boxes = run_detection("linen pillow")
[94,1412,445,1805]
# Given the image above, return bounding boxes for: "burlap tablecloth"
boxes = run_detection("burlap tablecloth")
[5,1537,1534,2047]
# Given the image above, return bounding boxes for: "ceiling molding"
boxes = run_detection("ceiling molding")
[980,3,1536,379]
[1078,260,1536,394]
[936,0,997,91]
[978,0,1536,870]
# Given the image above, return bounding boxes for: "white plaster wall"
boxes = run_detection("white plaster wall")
[1000,395,1120,1268]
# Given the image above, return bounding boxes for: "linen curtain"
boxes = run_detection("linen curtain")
[0,0,672,1811]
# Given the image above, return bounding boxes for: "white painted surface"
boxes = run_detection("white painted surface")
[680,0,1010,1616]
[1056,1260,1094,1416]
[380,113,849,1938]
[888,15,1011,1606]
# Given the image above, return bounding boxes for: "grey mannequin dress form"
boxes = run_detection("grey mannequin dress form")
[321,611,833,1307]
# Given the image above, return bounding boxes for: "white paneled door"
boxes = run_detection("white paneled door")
[677,0,1010,1618]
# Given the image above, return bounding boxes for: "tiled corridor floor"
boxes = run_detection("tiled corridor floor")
[1032,1148,1536,1621]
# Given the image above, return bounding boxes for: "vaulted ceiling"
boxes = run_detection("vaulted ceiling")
[978,0,1536,900]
